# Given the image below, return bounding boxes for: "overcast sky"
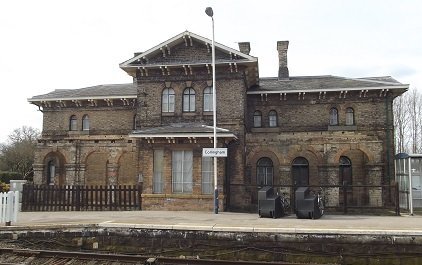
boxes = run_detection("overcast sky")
[1,0,421,144]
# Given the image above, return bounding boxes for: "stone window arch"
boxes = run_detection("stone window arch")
[269,110,278,127]
[292,157,309,186]
[69,115,77,131]
[346,107,355,125]
[82,114,90,131]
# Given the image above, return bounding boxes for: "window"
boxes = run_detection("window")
[339,156,352,186]
[47,160,55,185]
[202,156,213,194]
[183,88,196,112]
[69,115,77,131]
[172,150,193,193]
[82,115,89,131]
[162,88,175,113]
[329,108,339,125]
[269,110,278,127]
[253,111,262,127]
[257,157,273,186]
[203,87,213,112]
[133,114,141,130]
[292,157,309,186]
[153,150,164,193]
[346,108,355,125]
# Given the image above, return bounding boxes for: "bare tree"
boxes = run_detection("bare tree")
[394,92,410,153]
[0,126,40,179]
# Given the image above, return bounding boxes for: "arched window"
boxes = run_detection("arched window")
[339,156,352,185]
[269,110,278,127]
[292,157,309,186]
[183,88,196,112]
[346,108,355,125]
[256,157,273,186]
[82,114,90,131]
[203,87,213,112]
[253,111,262,128]
[329,108,339,125]
[162,88,175,113]
[69,115,77,131]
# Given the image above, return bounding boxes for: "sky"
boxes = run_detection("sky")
[1,0,421,144]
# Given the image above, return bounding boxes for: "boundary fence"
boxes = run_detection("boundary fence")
[21,184,142,211]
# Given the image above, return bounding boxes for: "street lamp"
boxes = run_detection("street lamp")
[205,6,218,214]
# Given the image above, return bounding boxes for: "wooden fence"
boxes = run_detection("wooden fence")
[21,184,142,211]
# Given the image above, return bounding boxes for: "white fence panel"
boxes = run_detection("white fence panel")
[0,191,20,225]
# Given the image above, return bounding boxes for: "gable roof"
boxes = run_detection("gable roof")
[120,30,257,68]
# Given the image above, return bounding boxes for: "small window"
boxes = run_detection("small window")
[153,149,164,193]
[253,111,262,127]
[162,88,175,113]
[203,87,213,112]
[82,115,90,131]
[183,88,196,112]
[346,108,355,125]
[69,115,77,131]
[269,110,278,127]
[329,108,339,125]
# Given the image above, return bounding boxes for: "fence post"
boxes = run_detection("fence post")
[394,182,400,216]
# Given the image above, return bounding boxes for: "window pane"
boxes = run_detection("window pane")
[203,87,213,111]
[82,115,89,131]
[269,111,277,127]
[172,150,193,193]
[162,88,175,113]
[253,111,262,127]
[330,108,338,125]
[346,108,354,125]
[202,156,213,194]
[153,150,164,193]
[70,116,77,131]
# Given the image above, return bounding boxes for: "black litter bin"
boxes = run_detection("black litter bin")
[295,187,323,219]
[258,186,283,218]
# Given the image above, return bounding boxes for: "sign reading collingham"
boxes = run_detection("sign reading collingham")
[202,148,228,157]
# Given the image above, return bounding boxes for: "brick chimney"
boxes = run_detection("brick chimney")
[277,41,289,79]
[238,42,251,55]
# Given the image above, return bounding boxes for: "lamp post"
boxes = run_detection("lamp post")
[205,6,218,214]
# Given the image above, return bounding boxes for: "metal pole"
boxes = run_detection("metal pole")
[206,7,218,214]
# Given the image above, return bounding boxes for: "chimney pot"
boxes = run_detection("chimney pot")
[277,41,289,79]
[238,42,251,55]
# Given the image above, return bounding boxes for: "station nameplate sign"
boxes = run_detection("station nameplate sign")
[202,148,228,157]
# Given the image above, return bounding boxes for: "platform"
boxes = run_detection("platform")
[5,211,422,236]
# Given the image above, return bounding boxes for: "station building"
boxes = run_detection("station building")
[28,31,408,211]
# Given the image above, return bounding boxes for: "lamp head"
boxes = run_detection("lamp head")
[205,7,213,17]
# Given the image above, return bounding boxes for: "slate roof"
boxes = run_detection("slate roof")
[248,75,408,93]
[130,123,236,138]
[28,83,136,102]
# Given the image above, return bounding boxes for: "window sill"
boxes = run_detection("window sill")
[162,112,175,117]
[328,125,357,131]
[251,127,279,133]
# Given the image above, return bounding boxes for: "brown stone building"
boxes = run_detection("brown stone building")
[28,31,408,211]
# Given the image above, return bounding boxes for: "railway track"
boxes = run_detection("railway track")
[0,247,326,265]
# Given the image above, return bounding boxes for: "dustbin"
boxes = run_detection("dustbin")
[295,187,323,219]
[258,186,283,218]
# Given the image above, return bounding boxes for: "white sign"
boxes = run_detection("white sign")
[202,148,228,157]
